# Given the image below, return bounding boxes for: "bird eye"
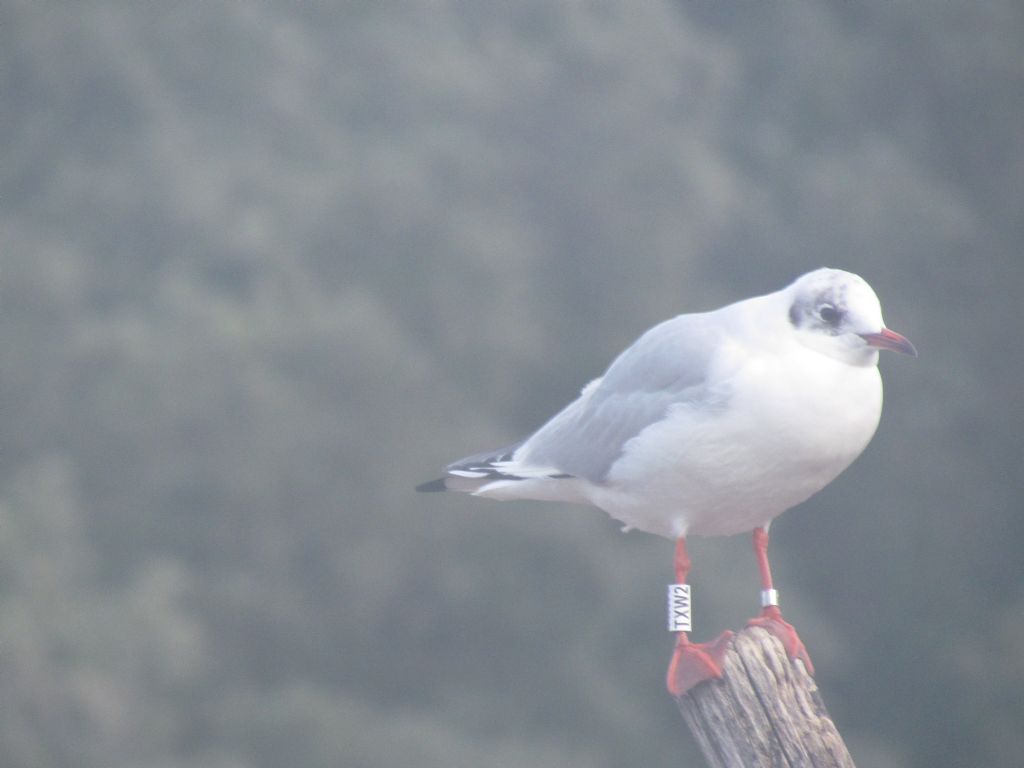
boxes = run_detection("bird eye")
[818,304,842,326]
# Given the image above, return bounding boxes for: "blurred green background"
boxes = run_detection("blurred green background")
[2,2,1022,766]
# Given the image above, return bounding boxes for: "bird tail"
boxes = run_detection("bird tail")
[416,441,530,493]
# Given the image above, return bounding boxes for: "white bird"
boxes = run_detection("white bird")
[418,268,916,695]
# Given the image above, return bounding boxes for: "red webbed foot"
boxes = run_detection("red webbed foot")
[666,630,734,697]
[746,605,814,675]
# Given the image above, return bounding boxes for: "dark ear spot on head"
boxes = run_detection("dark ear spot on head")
[788,302,801,327]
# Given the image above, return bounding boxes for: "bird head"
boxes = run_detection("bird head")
[786,268,917,366]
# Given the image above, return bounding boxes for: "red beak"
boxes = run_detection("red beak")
[859,328,917,357]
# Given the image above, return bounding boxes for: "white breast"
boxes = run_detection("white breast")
[588,346,883,539]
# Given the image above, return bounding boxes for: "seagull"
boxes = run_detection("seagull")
[418,268,916,696]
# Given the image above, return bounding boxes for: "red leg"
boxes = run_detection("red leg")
[745,527,814,674]
[666,537,733,697]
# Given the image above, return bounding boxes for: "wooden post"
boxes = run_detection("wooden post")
[674,626,856,768]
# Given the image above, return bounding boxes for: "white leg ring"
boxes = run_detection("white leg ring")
[667,584,692,632]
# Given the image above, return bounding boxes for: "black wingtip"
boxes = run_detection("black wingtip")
[415,478,448,493]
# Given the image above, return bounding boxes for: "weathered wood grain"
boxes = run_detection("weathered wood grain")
[674,626,855,768]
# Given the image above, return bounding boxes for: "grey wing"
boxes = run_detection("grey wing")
[516,312,723,481]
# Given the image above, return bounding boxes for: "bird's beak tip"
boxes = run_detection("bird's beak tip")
[860,328,918,357]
